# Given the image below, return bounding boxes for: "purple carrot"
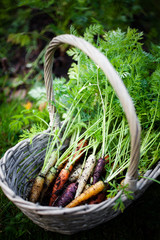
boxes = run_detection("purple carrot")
[56,182,78,207]
[92,157,106,184]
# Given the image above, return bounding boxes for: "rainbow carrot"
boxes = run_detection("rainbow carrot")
[92,155,109,184]
[75,154,96,198]
[88,191,106,205]
[29,151,58,203]
[56,182,78,207]
[29,174,45,203]
[65,180,105,208]
[49,164,73,206]
[69,164,82,182]
[92,157,105,184]
[39,157,69,202]
[49,139,88,206]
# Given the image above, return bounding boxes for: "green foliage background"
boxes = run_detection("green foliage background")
[0,0,160,239]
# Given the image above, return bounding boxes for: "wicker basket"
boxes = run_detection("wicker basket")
[0,35,160,235]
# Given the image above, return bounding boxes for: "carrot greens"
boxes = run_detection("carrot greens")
[29,26,159,208]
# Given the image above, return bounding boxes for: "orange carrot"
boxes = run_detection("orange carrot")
[49,164,73,206]
[89,191,106,205]
[104,154,109,163]
[65,180,105,208]
[71,139,88,164]
[49,139,88,206]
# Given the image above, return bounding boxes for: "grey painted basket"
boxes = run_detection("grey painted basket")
[0,35,160,235]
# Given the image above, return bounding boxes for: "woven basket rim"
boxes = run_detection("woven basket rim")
[1,160,159,215]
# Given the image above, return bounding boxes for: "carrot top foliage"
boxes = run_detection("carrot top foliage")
[18,25,160,177]
[46,25,159,173]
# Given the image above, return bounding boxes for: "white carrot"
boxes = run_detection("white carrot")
[29,151,58,203]
[41,151,58,176]
[75,154,96,198]
[69,163,82,182]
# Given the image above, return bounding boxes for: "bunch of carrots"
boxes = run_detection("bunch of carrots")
[29,65,112,208]
[29,136,110,208]
[28,66,132,208]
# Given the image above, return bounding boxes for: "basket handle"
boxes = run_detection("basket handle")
[44,34,141,191]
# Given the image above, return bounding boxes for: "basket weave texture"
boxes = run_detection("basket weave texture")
[0,35,160,235]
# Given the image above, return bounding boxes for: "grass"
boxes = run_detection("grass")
[0,177,160,240]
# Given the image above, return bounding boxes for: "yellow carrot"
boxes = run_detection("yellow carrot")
[29,175,45,203]
[65,180,105,208]
[29,151,58,203]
